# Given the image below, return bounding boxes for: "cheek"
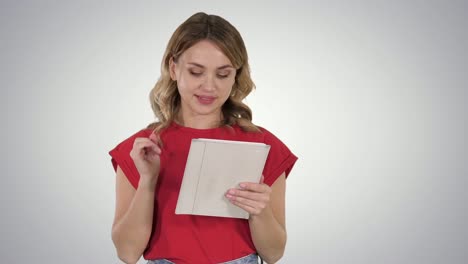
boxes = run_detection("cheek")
[226,81,235,97]
[177,75,199,94]
[219,78,235,93]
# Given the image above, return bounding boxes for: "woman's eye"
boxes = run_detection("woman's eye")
[189,70,229,79]
[189,71,202,76]
[217,72,231,79]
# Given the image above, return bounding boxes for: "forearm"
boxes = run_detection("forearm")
[112,178,157,263]
[249,206,287,263]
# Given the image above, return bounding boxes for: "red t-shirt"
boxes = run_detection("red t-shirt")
[109,122,297,263]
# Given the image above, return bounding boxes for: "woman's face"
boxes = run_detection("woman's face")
[169,40,236,123]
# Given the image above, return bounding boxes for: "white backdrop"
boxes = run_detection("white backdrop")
[1,1,467,263]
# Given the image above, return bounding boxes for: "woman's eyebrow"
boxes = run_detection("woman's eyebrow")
[187,62,234,70]
[218,65,234,70]
[187,62,205,68]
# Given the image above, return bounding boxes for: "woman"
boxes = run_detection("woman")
[109,12,297,264]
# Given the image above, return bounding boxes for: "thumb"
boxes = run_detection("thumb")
[147,133,161,155]
[149,132,157,142]
[260,175,265,184]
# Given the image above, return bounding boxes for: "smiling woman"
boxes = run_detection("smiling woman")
[108,12,298,264]
[148,12,258,136]
[168,40,236,126]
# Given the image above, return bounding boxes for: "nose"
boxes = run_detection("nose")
[201,74,216,92]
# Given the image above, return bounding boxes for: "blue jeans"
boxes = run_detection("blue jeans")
[146,253,259,264]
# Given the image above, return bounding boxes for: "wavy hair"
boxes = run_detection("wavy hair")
[147,12,260,138]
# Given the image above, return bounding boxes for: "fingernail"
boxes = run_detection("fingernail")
[239,183,246,189]
[228,189,236,195]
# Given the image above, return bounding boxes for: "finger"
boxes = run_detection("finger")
[134,137,158,146]
[144,150,161,163]
[149,132,158,143]
[143,146,161,157]
[137,142,160,156]
[134,137,157,147]
[130,145,160,161]
[225,190,267,208]
[229,200,257,215]
[134,138,161,154]
[227,196,264,215]
[227,188,269,203]
[239,182,270,193]
[260,175,264,184]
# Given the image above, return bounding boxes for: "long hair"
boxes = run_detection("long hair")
[147,12,260,138]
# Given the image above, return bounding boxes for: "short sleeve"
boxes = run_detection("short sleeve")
[260,128,298,186]
[108,129,152,189]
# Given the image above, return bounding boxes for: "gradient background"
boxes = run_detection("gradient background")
[1,1,467,263]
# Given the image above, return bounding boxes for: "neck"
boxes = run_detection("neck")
[176,110,223,129]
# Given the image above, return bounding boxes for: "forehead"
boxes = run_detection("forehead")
[179,40,233,68]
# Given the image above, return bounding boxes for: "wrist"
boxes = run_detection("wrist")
[138,176,158,191]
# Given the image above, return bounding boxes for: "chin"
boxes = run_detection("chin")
[192,105,222,116]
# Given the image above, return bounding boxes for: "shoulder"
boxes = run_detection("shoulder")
[127,128,154,140]
[108,128,153,189]
[247,124,298,185]
[256,125,275,138]
[258,126,294,156]
[248,125,285,146]
[231,124,290,150]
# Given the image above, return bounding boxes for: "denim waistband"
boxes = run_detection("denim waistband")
[147,253,259,264]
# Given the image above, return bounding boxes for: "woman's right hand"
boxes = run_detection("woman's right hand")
[129,133,161,186]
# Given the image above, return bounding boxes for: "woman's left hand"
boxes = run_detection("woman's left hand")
[225,176,272,216]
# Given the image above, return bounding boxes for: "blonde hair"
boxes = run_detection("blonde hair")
[147,12,260,137]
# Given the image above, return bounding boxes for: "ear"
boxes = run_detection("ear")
[169,57,177,81]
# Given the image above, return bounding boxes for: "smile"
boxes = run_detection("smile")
[196,95,216,105]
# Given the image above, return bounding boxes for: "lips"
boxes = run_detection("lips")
[196,95,216,105]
